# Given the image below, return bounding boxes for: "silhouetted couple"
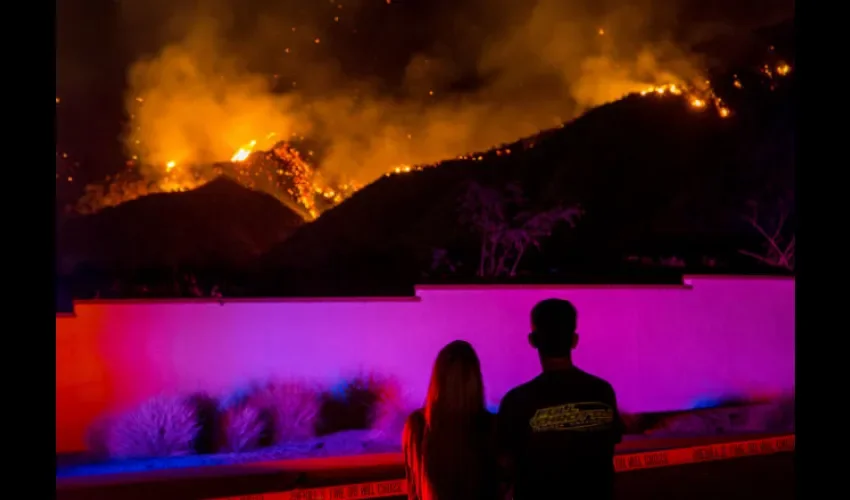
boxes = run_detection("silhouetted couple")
[403,299,623,500]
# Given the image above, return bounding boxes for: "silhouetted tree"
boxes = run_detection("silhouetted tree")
[738,198,795,271]
[460,182,581,277]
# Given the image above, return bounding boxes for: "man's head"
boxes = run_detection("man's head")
[528,299,578,359]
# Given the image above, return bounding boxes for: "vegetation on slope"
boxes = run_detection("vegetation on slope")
[258,73,793,295]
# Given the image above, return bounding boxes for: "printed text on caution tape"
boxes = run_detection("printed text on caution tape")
[614,435,794,472]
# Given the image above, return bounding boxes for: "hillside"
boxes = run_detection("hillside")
[258,70,793,295]
[57,177,304,292]
[58,19,794,300]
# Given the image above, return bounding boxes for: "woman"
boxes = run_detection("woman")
[403,340,500,500]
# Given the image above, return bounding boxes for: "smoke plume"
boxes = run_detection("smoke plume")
[117,0,787,187]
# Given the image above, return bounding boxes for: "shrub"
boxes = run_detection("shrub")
[646,393,796,436]
[647,409,731,436]
[317,373,392,436]
[99,395,203,459]
[369,377,409,441]
[217,386,275,452]
[251,380,321,444]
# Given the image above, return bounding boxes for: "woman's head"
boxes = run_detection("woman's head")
[424,340,485,427]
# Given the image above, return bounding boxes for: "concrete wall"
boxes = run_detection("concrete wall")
[56,276,794,453]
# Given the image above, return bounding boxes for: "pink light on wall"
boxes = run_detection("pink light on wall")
[55,276,794,453]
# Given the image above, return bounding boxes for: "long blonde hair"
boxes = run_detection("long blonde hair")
[411,340,491,499]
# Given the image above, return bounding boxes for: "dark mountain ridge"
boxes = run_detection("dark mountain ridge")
[58,177,304,276]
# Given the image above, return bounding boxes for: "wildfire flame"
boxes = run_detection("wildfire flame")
[231,140,257,162]
[74,61,792,219]
[638,82,728,117]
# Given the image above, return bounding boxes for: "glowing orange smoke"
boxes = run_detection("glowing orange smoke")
[74,54,793,217]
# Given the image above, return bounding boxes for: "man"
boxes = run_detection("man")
[497,299,623,500]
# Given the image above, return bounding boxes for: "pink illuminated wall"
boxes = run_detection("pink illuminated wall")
[56,276,794,453]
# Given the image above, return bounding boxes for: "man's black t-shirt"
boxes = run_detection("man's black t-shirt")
[497,367,623,500]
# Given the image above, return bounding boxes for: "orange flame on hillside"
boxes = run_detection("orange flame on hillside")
[73,61,792,219]
[231,140,257,162]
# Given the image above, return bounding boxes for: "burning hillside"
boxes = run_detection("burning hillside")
[73,53,790,219]
[76,140,356,220]
[59,2,794,221]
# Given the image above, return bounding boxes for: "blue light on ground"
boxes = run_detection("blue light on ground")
[690,395,747,409]
[56,454,231,478]
[56,432,401,479]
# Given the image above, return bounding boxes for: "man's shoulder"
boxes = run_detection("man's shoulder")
[501,378,538,406]
[574,368,616,394]
[499,379,534,413]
